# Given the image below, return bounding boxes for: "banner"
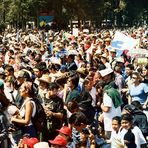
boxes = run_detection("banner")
[39,16,54,28]
[127,48,148,58]
[111,31,137,51]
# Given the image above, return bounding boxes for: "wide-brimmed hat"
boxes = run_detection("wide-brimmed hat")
[38,74,51,84]
[77,67,88,76]
[14,70,31,79]
[109,48,116,53]
[104,38,111,42]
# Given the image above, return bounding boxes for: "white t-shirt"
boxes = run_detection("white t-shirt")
[103,93,121,131]
[119,126,146,148]
[110,128,123,148]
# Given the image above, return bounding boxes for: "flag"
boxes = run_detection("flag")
[111,31,137,51]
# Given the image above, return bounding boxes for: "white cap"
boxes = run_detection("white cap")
[99,68,113,77]
[34,142,50,148]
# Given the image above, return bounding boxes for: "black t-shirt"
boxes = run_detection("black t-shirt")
[45,95,64,131]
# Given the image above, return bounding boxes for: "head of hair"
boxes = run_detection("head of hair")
[34,54,42,63]
[5,65,14,73]
[121,113,133,122]
[126,64,134,70]
[48,82,59,90]
[112,116,121,125]
[69,112,88,126]
[132,71,142,81]
[67,101,79,113]
[22,82,34,98]
[68,74,79,89]
[95,80,106,89]
[68,55,75,61]
[145,65,148,70]
[35,62,47,72]
[114,65,122,73]
[48,63,57,71]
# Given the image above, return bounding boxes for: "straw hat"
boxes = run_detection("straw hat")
[38,74,51,83]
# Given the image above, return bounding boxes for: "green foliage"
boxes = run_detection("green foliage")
[0,0,147,28]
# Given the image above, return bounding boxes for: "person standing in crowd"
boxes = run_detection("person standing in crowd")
[66,54,77,71]
[122,104,148,137]
[14,70,32,108]
[37,74,51,105]
[99,68,122,139]
[65,73,80,105]
[11,82,37,137]
[69,111,95,148]
[44,82,64,140]
[108,49,116,69]
[125,63,134,87]
[128,71,148,105]
[120,114,146,148]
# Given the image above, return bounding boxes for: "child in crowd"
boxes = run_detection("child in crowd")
[120,114,146,148]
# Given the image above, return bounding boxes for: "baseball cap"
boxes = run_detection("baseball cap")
[34,142,50,148]
[57,126,72,136]
[22,137,39,148]
[49,135,67,146]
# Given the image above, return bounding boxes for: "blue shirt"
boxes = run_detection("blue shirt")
[129,83,148,105]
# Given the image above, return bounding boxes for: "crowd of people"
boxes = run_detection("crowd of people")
[0,26,148,148]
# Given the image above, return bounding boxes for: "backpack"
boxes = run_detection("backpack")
[31,98,47,133]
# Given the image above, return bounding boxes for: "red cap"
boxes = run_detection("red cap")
[22,137,39,148]
[57,126,72,136]
[49,135,67,146]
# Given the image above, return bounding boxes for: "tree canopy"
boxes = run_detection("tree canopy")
[0,0,147,29]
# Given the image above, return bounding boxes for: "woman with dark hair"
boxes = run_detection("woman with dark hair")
[128,71,148,106]
[11,82,37,137]
[120,114,146,148]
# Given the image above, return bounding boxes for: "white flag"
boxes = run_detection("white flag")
[111,31,137,51]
